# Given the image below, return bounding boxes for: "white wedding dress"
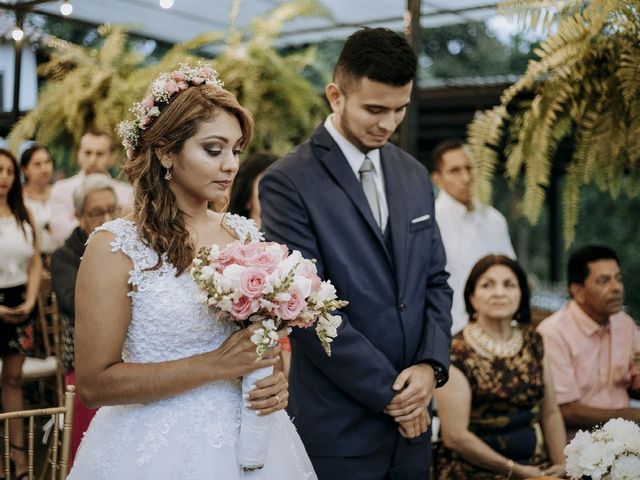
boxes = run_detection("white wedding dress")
[69,216,316,480]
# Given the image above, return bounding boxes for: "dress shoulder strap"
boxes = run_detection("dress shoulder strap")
[224,214,264,244]
[91,219,166,292]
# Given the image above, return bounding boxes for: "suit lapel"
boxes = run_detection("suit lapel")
[312,126,388,256]
[381,145,409,293]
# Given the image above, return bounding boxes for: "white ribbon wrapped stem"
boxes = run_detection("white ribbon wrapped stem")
[237,365,274,472]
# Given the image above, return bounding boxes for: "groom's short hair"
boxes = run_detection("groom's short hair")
[333,27,417,94]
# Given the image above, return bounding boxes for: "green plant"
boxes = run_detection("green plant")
[9,0,329,165]
[468,0,640,245]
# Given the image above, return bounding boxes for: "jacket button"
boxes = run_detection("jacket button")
[398,304,406,312]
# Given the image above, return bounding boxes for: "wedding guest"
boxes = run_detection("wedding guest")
[21,144,60,263]
[229,152,277,228]
[436,255,566,479]
[431,139,515,335]
[49,129,133,243]
[68,63,315,479]
[0,148,43,480]
[50,174,119,468]
[537,245,640,434]
[261,27,453,479]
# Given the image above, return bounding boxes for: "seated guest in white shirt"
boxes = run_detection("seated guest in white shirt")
[49,129,133,243]
[431,139,515,335]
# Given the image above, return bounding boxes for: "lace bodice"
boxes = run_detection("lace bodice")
[94,214,262,365]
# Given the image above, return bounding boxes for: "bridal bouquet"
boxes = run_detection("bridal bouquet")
[565,418,640,480]
[191,239,347,472]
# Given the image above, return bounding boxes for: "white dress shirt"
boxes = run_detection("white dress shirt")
[435,189,516,334]
[324,115,389,229]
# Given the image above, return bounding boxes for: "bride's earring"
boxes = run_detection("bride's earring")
[164,166,172,181]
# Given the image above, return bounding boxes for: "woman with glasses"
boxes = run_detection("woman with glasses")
[50,173,119,468]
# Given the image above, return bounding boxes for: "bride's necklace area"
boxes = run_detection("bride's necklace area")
[465,321,523,358]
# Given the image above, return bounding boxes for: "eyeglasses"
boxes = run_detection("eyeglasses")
[84,206,120,219]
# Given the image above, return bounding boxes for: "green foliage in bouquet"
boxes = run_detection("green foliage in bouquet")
[8,0,329,165]
[468,0,640,245]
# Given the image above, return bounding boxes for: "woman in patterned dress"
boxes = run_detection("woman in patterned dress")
[435,255,566,479]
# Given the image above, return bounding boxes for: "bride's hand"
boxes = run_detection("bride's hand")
[244,369,289,416]
[211,325,281,379]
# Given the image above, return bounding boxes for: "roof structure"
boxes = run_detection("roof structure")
[3,0,500,46]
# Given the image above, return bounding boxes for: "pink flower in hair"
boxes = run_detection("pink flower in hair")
[172,70,186,81]
[142,95,154,109]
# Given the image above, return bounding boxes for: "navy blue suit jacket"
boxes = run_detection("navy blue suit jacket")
[260,125,453,459]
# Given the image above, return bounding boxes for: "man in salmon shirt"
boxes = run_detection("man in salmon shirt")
[538,245,640,435]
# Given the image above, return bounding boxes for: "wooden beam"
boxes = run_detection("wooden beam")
[399,0,421,157]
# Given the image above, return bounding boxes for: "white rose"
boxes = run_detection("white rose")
[609,454,640,480]
[200,265,215,281]
[208,244,220,262]
[578,442,615,480]
[280,250,302,275]
[222,264,243,289]
[602,418,640,452]
[292,274,312,298]
[314,281,337,304]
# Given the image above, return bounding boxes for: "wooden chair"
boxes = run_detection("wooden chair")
[23,274,64,407]
[0,386,75,480]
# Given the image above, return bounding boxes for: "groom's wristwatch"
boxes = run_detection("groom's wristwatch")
[425,361,447,387]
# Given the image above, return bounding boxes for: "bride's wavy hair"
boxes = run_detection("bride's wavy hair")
[122,85,254,275]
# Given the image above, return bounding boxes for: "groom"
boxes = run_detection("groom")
[260,27,453,479]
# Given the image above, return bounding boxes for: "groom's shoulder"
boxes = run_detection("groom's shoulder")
[384,143,429,176]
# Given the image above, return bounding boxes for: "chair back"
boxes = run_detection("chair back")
[0,386,75,480]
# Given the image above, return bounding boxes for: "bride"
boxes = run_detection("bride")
[69,64,316,479]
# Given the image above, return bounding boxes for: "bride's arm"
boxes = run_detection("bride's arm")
[75,231,281,408]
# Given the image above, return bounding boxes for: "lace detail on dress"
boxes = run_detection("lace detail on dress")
[225,213,263,243]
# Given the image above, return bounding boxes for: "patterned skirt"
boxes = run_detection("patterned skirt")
[0,284,35,356]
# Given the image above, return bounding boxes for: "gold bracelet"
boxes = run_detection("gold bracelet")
[506,459,514,480]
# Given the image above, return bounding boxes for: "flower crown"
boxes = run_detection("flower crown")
[117,61,224,159]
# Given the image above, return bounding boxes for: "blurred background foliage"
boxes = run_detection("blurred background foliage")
[5,1,639,319]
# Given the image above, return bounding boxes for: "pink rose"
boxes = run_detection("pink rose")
[172,70,186,81]
[142,95,155,109]
[215,241,245,268]
[239,267,266,298]
[191,76,205,85]
[297,261,322,293]
[165,80,179,94]
[240,242,263,258]
[140,116,152,128]
[176,81,189,90]
[231,295,256,320]
[200,66,214,77]
[245,251,280,273]
[277,286,306,320]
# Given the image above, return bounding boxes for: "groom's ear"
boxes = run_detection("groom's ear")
[325,83,344,114]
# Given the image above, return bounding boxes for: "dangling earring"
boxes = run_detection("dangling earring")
[164,166,172,181]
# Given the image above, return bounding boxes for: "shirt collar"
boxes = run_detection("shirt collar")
[324,115,381,179]
[437,189,477,216]
[569,300,609,336]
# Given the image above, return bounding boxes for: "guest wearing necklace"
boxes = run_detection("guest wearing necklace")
[435,255,566,479]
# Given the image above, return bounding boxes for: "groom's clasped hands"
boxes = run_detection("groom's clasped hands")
[384,364,437,439]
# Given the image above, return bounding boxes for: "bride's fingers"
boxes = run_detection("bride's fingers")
[247,389,289,415]
[247,372,286,400]
[252,370,285,390]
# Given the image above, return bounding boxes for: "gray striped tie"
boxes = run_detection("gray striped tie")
[359,156,381,229]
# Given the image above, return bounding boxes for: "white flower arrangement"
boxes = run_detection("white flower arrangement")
[117,61,224,159]
[565,418,640,480]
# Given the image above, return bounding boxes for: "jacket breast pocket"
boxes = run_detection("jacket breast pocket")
[409,218,433,233]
